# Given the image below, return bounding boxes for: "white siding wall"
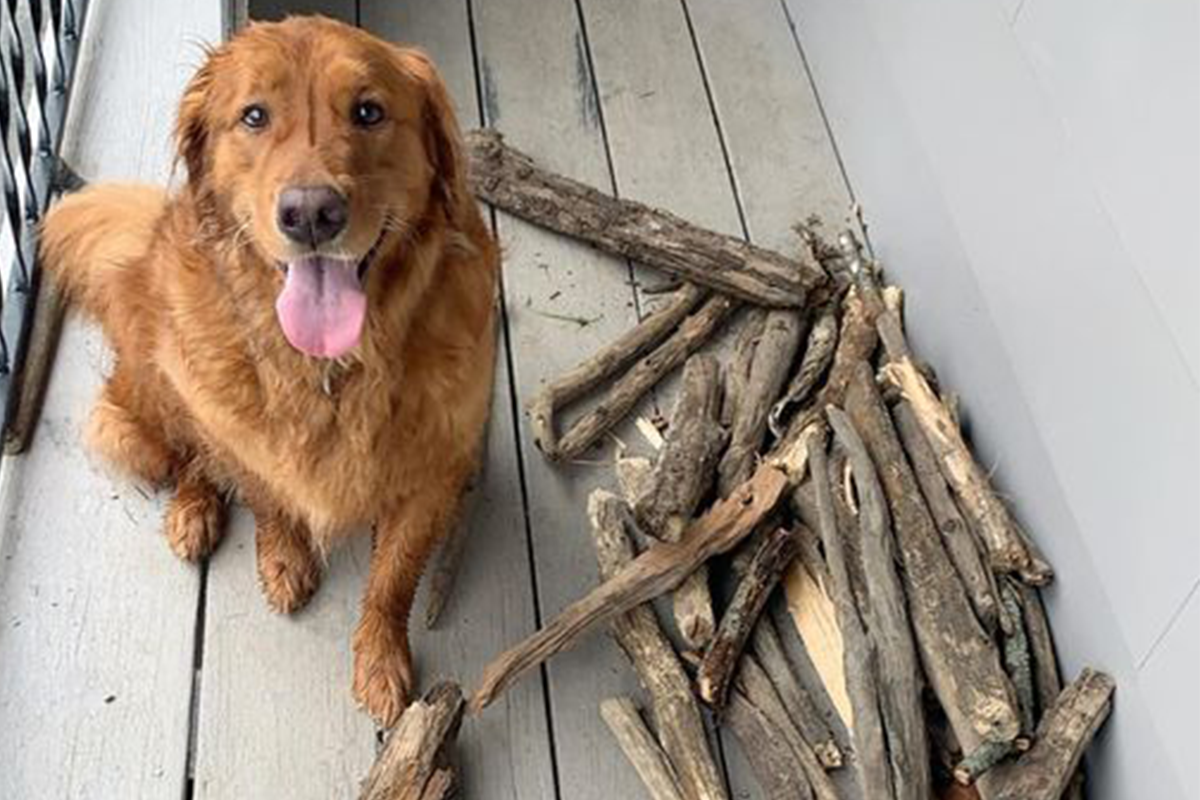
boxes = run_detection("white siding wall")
[784,0,1199,797]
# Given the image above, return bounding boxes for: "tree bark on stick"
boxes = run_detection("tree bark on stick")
[717,308,806,496]
[750,613,843,769]
[465,129,826,307]
[529,283,708,461]
[634,354,727,649]
[600,697,688,800]
[725,689,814,800]
[893,400,1000,632]
[842,364,1021,754]
[769,305,838,438]
[543,294,737,462]
[807,425,895,800]
[359,682,465,800]
[827,404,932,800]
[472,438,807,711]
[696,525,800,708]
[589,491,728,800]
[985,670,1115,800]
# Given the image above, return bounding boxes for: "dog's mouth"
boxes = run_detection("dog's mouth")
[274,228,387,360]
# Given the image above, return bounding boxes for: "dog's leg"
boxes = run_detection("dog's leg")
[253,507,322,614]
[353,482,461,727]
[164,462,226,562]
[87,376,176,487]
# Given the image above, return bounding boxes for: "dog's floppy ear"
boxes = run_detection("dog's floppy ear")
[175,49,219,188]
[394,47,469,224]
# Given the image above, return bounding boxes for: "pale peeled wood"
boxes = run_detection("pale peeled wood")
[599,698,688,800]
[359,682,465,800]
[781,549,851,727]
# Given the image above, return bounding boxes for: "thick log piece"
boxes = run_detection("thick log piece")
[359,682,465,800]
[600,697,688,800]
[717,308,806,496]
[472,437,807,711]
[465,129,826,307]
[634,354,728,648]
[827,405,932,800]
[807,425,895,800]
[725,689,814,800]
[842,363,1021,753]
[893,400,1000,632]
[735,656,841,800]
[696,525,800,708]
[529,283,709,461]
[590,491,728,800]
[542,293,737,462]
[986,670,1115,800]
[750,613,843,769]
[769,305,839,438]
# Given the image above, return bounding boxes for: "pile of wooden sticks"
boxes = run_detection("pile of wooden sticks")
[391,130,1116,800]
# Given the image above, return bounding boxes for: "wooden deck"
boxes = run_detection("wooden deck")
[0,0,854,797]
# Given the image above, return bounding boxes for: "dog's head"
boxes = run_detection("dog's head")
[176,16,467,359]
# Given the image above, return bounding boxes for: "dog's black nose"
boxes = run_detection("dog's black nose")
[276,185,348,247]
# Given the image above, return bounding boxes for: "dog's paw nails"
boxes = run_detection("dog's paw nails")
[352,627,414,728]
[164,494,223,563]
[259,556,320,614]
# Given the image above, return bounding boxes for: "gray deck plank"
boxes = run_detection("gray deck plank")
[361,5,561,798]
[465,0,663,797]
[0,1,223,797]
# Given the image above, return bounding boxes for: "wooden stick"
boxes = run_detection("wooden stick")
[827,403,932,800]
[634,354,727,648]
[359,682,464,800]
[725,689,814,800]
[999,579,1036,740]
[600,697,688,800]
[843,363,1021,753]
[529,284,708,460]
[769,305,838,438]
[807,425,895,799]
[985,669,1115,800]
[734,655,841,800]
[721,308,767,429]
[696,525,800,708]
[590,491,728,800]
[465,129,826,307]
[717,308,806,496]
[749,614,843,769]
[545,293,738,462]
[416,769,456,800]
[1014,583,1063,719]
[471,438,806,712]
[893,400,1000,632]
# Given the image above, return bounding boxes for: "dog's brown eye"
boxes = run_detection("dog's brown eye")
[352,100,385,128]
[240,104,269,130]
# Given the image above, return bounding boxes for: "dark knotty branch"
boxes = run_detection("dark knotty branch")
[634,354,728,649]
[893,400,1000,633]
[769,305,838,438]
[717,308,806,496]
[590,491,727,800]
[465,129,826,307]
[842,363,1021,755]
[696,525,800,709]
[359,682,465,800]
[827,403,932,800]
[472,438,807,711]
[529,283,708,461]
[749,613,842,769]
[984,670,1115,800]
[807,425,895,800]
[540,293,737,462]
[600,697,687,800]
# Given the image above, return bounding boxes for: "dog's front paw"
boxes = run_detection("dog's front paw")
[164,483,224,562]
[256,526,321,614]
[352,612,414,728]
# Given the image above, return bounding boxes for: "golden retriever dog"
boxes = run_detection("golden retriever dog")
[39,16,497,726]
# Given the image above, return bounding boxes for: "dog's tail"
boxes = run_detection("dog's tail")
[39,183,168,331]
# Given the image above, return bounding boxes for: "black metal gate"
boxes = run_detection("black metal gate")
[0,0,88,448]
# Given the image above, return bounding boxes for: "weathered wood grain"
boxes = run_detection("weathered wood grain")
[600,698,688,800]
[359,682,465,800]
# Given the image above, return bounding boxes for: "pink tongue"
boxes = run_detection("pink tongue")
[275,256,367,358]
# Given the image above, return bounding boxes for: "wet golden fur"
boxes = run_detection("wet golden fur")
[39,16,497,725]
